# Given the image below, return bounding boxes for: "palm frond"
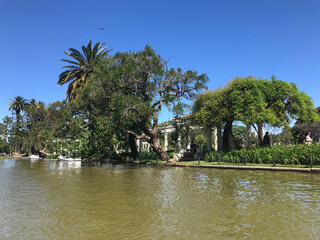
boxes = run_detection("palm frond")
[8,96,29,114]
[81,45,90,63]
[97,46,111,56]
[57,40,111,101]
[68,48,86,63]
[58,69,78,85]
[91,42,103,59]
[56,58,81,66]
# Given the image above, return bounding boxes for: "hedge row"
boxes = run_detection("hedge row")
[204,145,320,166]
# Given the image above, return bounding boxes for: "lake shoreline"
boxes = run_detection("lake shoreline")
[164,162,320,173]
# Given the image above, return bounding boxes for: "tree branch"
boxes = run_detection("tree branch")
[126,130,150,141]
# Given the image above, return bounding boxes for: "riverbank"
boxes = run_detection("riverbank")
[2,156,320,173]
[0,156,17,159]
[165,161,320,173]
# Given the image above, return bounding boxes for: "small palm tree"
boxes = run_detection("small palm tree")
[57,40,111,101]
[9,96,29,118]
[8,96,29,154]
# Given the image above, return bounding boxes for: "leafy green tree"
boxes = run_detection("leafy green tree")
[192,88,233,150]
[80,45,208,162]
[271,126,293,145]
[232,124,247,147]
[0,116,12,143]
[23,100,50,155]
[193,77,318,150]
[0,116,13,154]
[192,88,228,129]
[225,77,318,146]
[57,40,112,101]
[194,134,206,149]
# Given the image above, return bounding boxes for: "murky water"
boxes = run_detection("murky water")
[0,159,320,239]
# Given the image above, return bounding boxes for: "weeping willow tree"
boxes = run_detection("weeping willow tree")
[193,76,318,150]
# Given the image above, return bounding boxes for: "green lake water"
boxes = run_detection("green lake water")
[0,158,319,239]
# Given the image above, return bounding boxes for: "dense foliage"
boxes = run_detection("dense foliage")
[192,76,318,150]
[2,41,320,164]
[204,145,320,166]
[78,45,208,161]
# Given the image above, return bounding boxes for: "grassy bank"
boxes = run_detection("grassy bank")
[173,161,319,168]
[0,156,18,159]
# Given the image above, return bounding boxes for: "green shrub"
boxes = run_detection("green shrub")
[45,154,59,159]
[204,145,320,166]
[137,151,160,162]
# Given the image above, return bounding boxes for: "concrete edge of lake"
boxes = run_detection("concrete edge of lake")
[165,163,320,173]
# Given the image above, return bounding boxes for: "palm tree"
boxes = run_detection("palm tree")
[57,40,111,101]
[9,96,29,119]
[8,96,29,154]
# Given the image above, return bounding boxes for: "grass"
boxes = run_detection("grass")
[0,156,18,159]
[173,161,319,168]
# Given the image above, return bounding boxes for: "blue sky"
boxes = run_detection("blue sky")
[1,0,319,123]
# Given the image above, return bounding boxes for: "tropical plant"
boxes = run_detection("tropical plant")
[9,96,29,117]
[8,96,29,153]
[57,40,112,101]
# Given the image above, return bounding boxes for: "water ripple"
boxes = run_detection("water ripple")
[0,160,320,239]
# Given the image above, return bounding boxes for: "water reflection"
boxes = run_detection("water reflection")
[57,160,82,169]
[0,159,320,239]
[0,158,18,168]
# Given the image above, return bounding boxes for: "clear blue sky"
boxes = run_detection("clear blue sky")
[1,0,319,123]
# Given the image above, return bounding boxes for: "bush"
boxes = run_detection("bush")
[45,154,59,159]
[137,151,160,162]
[204,145,320,166]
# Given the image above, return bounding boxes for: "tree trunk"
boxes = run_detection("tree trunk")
[246,123,252,148]
[205,126,213,153]
[217,125,222,151]
[15,141,21,154]
[228,124,233,149]
[15,112,22,154]
[257,122,263,146]
[151,138,169,162]
[141,112,169,162]
[128,134,138,160]
[223,121,233,150]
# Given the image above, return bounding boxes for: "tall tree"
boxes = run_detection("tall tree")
[23,100,49,155]
[9,96,29,117]
[192,88,229,150]
[193,77,318,150]
[57,40,112,101]
[80,46,208,162]
[8,96,29,153]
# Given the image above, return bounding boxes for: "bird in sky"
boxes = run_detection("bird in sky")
[97,27,104,31]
